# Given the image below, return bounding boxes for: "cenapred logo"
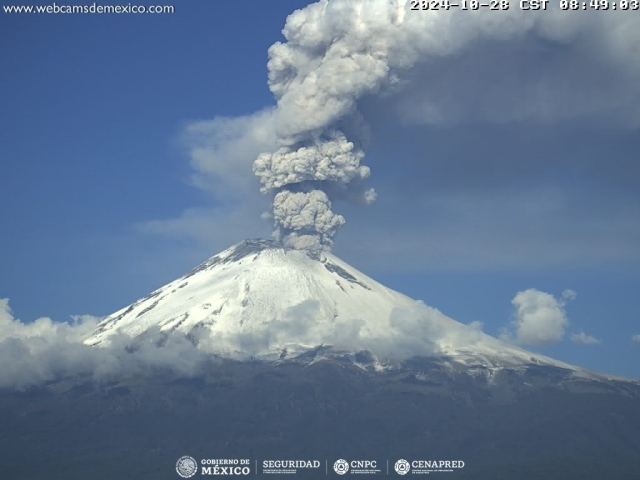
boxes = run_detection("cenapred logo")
[176,456,198,478]
[396,459,465,475]
[334,459,350,475]
[394,459,410,475]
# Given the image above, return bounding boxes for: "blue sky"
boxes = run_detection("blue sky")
[1,0,639,378]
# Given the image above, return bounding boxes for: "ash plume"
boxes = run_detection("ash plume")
[254,129,374,250]
[252,0,640,251]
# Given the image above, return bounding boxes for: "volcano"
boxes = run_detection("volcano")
[2,239,639,480]
[86,239,606,378]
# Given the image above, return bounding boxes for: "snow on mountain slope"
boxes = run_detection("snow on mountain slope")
[86,239,587,374]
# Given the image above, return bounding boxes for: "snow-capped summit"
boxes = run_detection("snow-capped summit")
[86,239,591,375]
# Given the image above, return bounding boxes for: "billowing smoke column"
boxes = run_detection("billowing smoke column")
[254,130,375,249]
[252,0,507,250]
[253,0,637,250]
[252,0,398,250]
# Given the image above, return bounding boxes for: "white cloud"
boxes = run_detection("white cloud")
[501,289,573,347]
[632,334,640,344]
[0,298,105,389]
[181,108,279,197]
[0,298,209,390]
[194,298,498,364]
[135,109,278,249]
[570,331,601,346]
[0,296,515,389]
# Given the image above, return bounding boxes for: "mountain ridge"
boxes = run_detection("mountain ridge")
[85,239,629,383]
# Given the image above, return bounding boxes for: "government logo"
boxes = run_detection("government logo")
[176,456,198,478]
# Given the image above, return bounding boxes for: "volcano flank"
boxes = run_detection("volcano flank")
[86,239,616,378]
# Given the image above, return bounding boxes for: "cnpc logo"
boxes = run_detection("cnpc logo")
[334,459,378,475]
[350,460,377,469]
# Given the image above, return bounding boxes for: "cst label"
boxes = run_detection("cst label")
[519,0,549,7]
